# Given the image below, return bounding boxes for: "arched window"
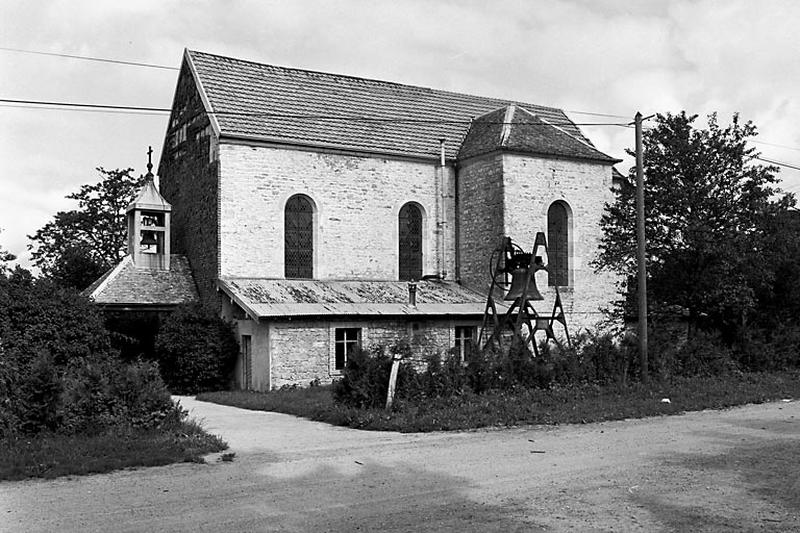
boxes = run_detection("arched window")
[398,203,423,281]
[547,201,569,286]
[285,194,314,279]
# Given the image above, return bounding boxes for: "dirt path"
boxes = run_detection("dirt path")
[2,398,799,532]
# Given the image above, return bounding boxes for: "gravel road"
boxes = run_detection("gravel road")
[2,397,798,532]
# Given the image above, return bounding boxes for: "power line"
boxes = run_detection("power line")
[751,139,800,152]
[0,46,178,71]
[0,103,167,116]
[0,98,629,125]
[756,156,800,172]
[0,98,169,113]
[566,109,629,120]
[1,46,633,120]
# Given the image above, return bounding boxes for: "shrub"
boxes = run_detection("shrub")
[14,351,63,435]
[0,267,110,367]
[59,355,180,435]
[735,326,800,372]
[154,303,239,394]
[332,342,421,408]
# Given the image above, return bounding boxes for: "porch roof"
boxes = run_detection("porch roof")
[217,278,492,319]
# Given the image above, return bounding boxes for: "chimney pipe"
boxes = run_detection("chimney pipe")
[408,281,417,307]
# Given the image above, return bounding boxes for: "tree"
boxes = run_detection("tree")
[28,168,147,290]
[0,229,16,274]
[595,112,795,337]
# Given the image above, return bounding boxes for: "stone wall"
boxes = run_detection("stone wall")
[456,153,505,292]
[158,63,219,305]
[217,144,458,281]
[501,154,619,333]
[266,317,480,389]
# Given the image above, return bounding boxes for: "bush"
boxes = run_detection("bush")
[154,303,239,394]
[0,267,110,367]
[59,355,180,435]
[332,342,424,408]
[0,267,186,439]
[735,326,800,372]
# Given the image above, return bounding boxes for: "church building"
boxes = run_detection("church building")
[93,49,622,390]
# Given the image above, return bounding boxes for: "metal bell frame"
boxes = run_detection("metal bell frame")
[477,232,570,357]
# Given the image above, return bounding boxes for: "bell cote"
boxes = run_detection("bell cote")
[127,147,172,270]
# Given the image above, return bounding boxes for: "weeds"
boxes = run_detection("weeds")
[198,369,800,433]
[0,418,227,481]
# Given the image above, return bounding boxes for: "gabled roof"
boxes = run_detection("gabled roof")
[127,177,171,213]
[83,255,198,309]
[458,105,619,163]
[217,278,493,319]
[184,49,617,163]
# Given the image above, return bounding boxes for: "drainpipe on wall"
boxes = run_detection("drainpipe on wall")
[436,138,448,279]
[453,162,461,283]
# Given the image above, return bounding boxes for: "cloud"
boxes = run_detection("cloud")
[1,0,799,267]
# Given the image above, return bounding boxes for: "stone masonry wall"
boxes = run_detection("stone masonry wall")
[267,317,476,389]
[502,154,620,333]
[218,144,457,281]
[456,154,505,292]
[158,64,219,306]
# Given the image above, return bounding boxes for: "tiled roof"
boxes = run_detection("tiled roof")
[186,50,617,162]
[458,105,618,162]
[218,278,493,318]
[85,255,198,307]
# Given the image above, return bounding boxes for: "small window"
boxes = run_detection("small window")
[399,203,423,281]
[454,326,476,361]
[334,328,361,370]
[285,194,314,279]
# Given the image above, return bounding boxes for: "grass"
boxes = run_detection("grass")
[197,370,800,432]
[0,419,227,481]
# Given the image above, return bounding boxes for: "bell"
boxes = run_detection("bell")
[140,230,158,247]
[504,266,544,301]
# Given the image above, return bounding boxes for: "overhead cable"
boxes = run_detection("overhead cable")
[0,98,628,125]
[0,46,178,70]
[1,47,633,119]
[756,156,800,172]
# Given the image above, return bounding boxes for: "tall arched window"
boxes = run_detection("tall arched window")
[547,201,569,286]
[285,194,314,279]
[398,203,423,281]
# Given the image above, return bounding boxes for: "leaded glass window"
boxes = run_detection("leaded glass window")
[547,201,569,286]
[285,194,314,279]
[399,203,422,281]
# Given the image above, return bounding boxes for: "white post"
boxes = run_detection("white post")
[385,356,401,410]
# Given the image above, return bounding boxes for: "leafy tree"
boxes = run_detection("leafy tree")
[0,229,16,274]
[28,168,146,290]
[595,112,795,337]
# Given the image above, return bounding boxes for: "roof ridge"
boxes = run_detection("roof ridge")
[87,255,131,300]
[187,49,565,114]
[500,105,516,147]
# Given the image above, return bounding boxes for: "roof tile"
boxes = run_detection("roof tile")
[187,50,616,162]
[87,255,198,307]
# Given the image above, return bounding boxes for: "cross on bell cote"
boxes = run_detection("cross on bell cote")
[127,146,172,270]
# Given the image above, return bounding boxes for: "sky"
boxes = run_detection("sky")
[2,0,799,268]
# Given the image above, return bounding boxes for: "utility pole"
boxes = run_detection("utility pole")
[634,112,648,384]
